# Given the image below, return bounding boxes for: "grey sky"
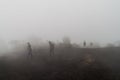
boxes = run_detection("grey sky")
[0,0,120,45]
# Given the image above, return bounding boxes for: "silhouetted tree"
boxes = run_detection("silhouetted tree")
[62,37,72,48]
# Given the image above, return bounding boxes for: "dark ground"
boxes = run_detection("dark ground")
[0,46,120,80]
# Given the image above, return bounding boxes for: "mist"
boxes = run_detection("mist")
[0,0,120,80]
[0,0,120,45]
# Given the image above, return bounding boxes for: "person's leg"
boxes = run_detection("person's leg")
[30,52,33,59]
[52,48,54,56]
[50,48,52,56]
[28,51,32,59]
[50,48,54,56]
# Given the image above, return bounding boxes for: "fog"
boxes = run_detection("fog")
[0,39,120,80]
[0,1,120,80]
[0,0,120,46]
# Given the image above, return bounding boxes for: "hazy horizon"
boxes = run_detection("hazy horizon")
[0,0,120,45]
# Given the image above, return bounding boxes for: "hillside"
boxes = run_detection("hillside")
[0,47,120,80]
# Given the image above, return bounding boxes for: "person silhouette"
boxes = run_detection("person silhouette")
[90,42,93,47]
[27,42,33,59]
[48,41,55,56]
[83,41,86,47]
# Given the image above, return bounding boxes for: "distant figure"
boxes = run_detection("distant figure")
[27,42,33,59]
[90,42,93,47]
[48,41,55,56]
[83,41,86,47]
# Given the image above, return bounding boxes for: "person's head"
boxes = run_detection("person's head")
[27,42,30,45]
[49,41,52,44]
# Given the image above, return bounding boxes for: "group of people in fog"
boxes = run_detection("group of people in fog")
[27,40,94,59]
[27,41,55,59]
[83,41,93,47]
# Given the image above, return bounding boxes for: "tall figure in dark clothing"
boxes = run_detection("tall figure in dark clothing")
[27,42,33,59]
[48,41,55,56]
[83,41,86,47]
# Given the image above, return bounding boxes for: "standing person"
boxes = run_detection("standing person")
[27,42,33,59]
[90,42,93,47]
[83,41,86,47]
[48,41,55,56]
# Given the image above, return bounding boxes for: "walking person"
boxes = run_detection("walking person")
[90,42,93,48]
[83,41,86,47]
[27,42,33,59]
[48,41,55,56]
